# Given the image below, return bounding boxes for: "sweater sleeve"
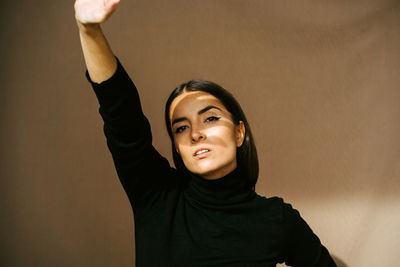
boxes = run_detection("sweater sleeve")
[86,58,180,211]
[282,203,337,267]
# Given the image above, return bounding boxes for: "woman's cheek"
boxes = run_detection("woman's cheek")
[206,126,234,146]
[173,134,186,149]
[176,143,191,162]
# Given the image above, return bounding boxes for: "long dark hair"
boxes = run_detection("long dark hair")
[165,80,259,190]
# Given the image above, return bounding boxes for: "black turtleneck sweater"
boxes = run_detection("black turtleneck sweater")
[87,58,336,267]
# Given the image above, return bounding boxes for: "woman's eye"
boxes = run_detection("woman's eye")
[174,126,188,134]
[205,116,220,122]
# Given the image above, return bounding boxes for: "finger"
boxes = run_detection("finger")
[105,0,120,12]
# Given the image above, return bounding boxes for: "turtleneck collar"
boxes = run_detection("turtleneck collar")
[183,167,256,207]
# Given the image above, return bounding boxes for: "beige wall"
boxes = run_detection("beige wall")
[1,0,399,266]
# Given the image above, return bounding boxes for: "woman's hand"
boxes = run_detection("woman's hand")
[74,0,120,25]
[75,0,120,82]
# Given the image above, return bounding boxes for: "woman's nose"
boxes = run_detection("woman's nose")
[191,127,206,143]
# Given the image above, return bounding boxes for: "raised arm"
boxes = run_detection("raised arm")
[74,0,181,211]
[75,0,120,83]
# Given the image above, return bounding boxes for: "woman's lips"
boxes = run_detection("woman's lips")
[193,148,211,159]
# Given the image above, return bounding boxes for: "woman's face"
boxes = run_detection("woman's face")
[169,91,245,180]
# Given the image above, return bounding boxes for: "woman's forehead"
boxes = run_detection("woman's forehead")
[169,91,225,121]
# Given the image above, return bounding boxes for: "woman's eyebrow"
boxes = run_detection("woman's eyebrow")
[198,105,221,115]
[172,105,222,126]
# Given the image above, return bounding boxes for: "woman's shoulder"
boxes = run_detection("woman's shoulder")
[254,194,286,208]
[253,194,300,222]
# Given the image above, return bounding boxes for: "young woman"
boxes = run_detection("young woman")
[75,0,337,266]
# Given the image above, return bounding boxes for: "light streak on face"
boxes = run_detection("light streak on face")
[170,91,245,180]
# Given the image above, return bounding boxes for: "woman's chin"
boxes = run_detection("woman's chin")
[186,158,236,179]
[193,166,234,180]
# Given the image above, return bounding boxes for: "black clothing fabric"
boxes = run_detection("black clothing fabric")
[87,59,336,267]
